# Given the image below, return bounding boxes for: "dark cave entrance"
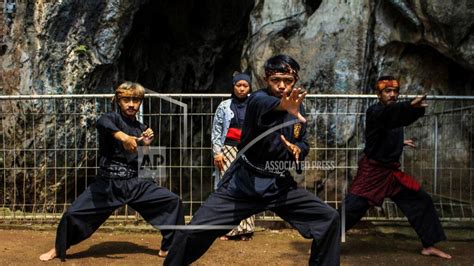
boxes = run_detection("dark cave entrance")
[92,0,254,214]
[113,0,254,93]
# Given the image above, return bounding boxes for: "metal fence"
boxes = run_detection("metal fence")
[0,94,473,224]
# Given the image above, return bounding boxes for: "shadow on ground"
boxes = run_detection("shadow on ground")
[0,227,472,265]
[67,241,158,260]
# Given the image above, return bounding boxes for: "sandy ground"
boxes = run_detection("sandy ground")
[0,228,471,265]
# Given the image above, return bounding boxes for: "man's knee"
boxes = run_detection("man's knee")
[316,206,340,227]
[327,208,340,226]
[60,211,73,223]
[418,190,434,205]
[63,206,80,218]
[162,189,182,206]
[171,194,183,209]
[305,207,340,239]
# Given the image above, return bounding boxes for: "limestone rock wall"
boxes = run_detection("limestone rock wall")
[2,0,472,97]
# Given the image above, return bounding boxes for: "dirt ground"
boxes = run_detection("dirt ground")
[0,227,471,265]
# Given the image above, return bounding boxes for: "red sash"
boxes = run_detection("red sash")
[349,155,421,206]
[226,127,242,142]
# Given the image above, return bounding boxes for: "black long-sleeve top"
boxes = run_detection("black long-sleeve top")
[364,101,425,163]
[238,89,309,168]
[96,112,147,177]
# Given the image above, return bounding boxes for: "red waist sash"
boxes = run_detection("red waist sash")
[349,155,421,206]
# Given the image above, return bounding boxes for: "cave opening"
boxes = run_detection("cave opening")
[88,0,254,212]
[108,0,255,93]
[304,0,322,16]
[398,43,474,95]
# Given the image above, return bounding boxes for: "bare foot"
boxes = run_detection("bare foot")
[220,236,229,241]
[158,249,168,257]
[39,248,57,261]
[421,246,452,259]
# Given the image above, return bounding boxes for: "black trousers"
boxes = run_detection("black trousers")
[55,176,184,260]
[164,162,340,266]
[343,189,446,247]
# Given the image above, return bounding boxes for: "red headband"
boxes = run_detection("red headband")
[376,79,399,91]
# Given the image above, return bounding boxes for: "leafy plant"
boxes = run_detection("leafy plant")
[73,44,88,55]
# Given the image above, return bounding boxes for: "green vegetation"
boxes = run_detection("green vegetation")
[73,44,88,55]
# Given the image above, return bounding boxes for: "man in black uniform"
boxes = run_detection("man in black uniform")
[342,76,451,259]
[39,82,184,261]
[164,55,340,266]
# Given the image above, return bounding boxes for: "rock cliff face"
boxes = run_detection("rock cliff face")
[0,0,472,209]
[1,0,254,94]
[245,0,474,94]
[2,0,472,95]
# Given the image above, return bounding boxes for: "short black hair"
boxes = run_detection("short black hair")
[264,54,300,73]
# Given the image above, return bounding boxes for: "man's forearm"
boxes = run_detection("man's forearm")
[112,131,129,142]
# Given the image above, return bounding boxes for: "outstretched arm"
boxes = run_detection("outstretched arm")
[410,94,428,108]
[371,94,427,129]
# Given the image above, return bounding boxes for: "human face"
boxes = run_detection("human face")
[233,80,250,99]
[377,87,399,105]
[265,73,296,98]
[117,95,142,119]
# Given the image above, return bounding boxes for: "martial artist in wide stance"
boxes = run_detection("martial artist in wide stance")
[39,82,184,261]
[342,76,451,259]
[165,55,340,266]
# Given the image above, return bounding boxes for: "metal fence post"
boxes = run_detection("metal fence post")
[433,115,438,194]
